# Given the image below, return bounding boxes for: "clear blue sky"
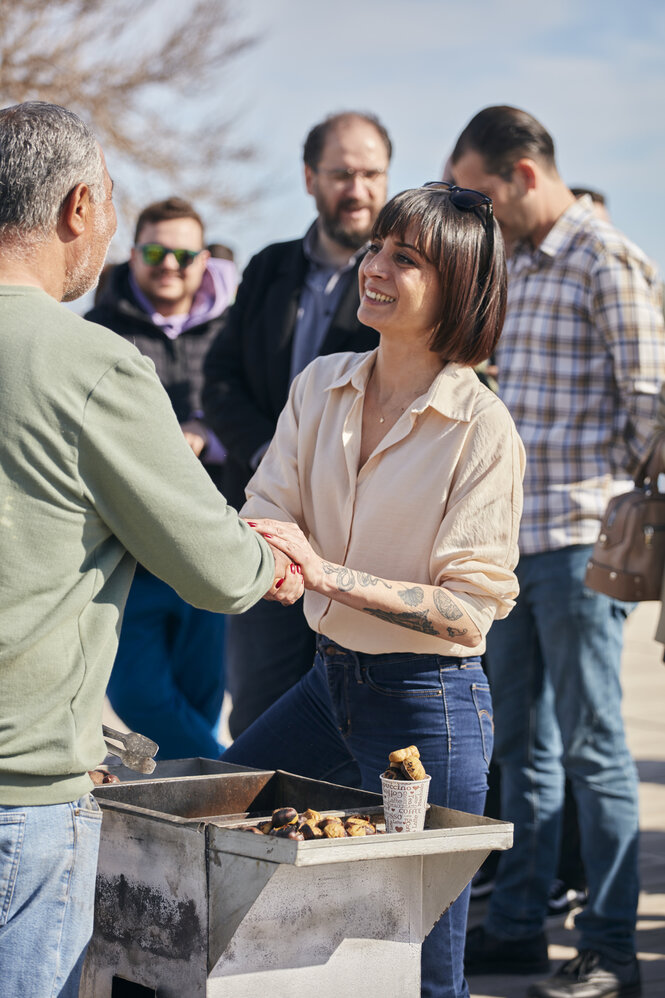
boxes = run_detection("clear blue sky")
[108,0,665,276]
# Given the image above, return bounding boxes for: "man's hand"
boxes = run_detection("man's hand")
[264,543,304,605]
[88,768,120,785]
[181,419,208,457]
[246,518,323,590]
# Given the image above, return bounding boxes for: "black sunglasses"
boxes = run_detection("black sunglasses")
[422,181,494,256]
[136,243,204,268]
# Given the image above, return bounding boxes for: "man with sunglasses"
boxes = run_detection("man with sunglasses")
[86,197,238,760]
[202,111,391,742]
[451,105,665,998]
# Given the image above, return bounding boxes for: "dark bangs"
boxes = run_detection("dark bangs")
[371,187,507,367]
[371,189,445,265]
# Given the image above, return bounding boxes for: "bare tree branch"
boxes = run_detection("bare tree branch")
[0,0,261,236]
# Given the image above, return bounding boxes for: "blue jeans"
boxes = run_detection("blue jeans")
[0,794,103,997]
[484,545,639,957]
[107,569,226,758]
[225,598,316,738]
[223,638,493,998]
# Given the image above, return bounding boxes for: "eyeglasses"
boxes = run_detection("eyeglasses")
[135,243,204,268]
[422,181,494,257]
[316,167,386,185]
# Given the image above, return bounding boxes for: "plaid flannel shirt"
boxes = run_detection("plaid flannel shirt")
[497,196,665,555]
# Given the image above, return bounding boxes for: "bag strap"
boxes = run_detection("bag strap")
[635,431,665,491]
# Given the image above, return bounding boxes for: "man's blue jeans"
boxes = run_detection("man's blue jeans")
[224,638,493,998]
[107,569,226,759]
[484,544,639,957]
[0,794,103,997]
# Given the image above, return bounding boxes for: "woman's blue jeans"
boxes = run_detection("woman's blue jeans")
[0,794,103,997]
[484,544,639,957]
[223,638,493,998]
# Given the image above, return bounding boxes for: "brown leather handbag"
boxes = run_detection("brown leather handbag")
[585,442,665,602]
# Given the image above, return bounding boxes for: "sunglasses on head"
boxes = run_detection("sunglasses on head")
[421,181,494,256]
[136,243,203,268]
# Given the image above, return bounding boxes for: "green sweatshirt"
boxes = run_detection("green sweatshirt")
[0,286,275,805]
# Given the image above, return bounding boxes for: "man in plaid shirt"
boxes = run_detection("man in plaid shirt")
[452,105,665,998]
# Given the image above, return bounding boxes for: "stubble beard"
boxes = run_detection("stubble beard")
[320,200,375,251]
[62,206,115,302]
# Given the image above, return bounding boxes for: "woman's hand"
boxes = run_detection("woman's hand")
[264,543,305,605]
[246,519,323,591]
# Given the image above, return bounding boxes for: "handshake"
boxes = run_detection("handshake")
[244,518,305,606]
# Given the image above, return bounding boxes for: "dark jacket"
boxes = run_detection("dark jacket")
[202,236,379,509]
[86,262,227,489]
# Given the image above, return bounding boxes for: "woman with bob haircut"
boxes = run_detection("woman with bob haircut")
[223,184,525,998]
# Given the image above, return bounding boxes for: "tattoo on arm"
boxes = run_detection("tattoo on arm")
[357,572,392,589]
[362,607,438,636]
[322,563,392,593]
[446,626,468,638]
[322,562,356,592]
[433,587,463,621]
[398,585,424,607]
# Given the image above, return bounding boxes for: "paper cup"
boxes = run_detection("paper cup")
[381,774,431,833]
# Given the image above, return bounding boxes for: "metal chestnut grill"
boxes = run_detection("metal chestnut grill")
[81,762,512,997]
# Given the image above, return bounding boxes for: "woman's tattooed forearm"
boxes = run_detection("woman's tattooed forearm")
[322,563,392,593]
[321,568,469,640]
[433,587,463,620]
[398,585,424,607]
[358,571,392,589]
[322,562,355,591]
[362,607,438,635]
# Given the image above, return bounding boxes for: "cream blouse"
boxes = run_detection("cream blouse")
[243,349,525,657]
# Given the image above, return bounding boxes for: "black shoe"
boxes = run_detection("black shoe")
[527,949,641,997]
[546,879,589,920]
[464,924,550,976]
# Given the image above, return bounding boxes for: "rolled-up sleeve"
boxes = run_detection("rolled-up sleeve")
[431,401,525,634]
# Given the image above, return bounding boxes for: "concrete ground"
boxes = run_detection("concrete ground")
[467,601,665,998]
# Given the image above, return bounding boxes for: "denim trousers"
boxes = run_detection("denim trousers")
[484,544,639,957]
[0,794,103,997]
[107,569,227,758]
[223,638,493,998]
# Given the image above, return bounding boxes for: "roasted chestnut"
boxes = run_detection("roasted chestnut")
[270,824,305,840]
[401,756,427,781]
[321,822,347,838]
[300,822,324,839]
[300,808,322,823]
[271,807,298,828]
[388,745,420,764]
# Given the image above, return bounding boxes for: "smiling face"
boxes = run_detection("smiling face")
[305,118,389,251]
[357,227,442,344]
[130,216,209,315]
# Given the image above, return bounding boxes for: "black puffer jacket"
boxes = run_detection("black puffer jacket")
[86,262,228,490]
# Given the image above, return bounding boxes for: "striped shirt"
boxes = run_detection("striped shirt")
[497,196,665,555]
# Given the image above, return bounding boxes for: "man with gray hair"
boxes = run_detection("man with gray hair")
[0,101,302,997]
